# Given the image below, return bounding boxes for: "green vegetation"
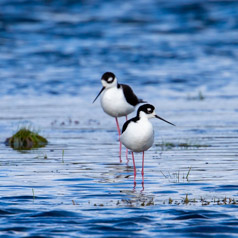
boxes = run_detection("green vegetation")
[156,140,210,151]
[160,167,192,183]
[92,196,238,207]
[168,195,238,206]
[183,194,190,204]
[5,128,48,150]
[168,198,173,204]
[32,188,35,201]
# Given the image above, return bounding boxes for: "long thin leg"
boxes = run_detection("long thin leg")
[115,117,121,136]
[125,116,128,163]
[115,117,122,162]
[132,152,136,186]
[142,151,145,184]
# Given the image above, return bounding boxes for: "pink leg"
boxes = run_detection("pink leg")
[115,117,122,162]
[125,116,128,162]
[132,152,136,185]
[115,117,121,136]
[142,151,145,184]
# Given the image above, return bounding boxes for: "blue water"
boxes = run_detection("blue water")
[1,0,238,96]
[1,0,238,237]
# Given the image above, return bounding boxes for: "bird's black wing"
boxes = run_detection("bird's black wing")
[120,84,145,106]
[122,120,131,134]
[122,116,139,133]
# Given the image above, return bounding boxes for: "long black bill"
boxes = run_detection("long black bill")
[92,87,105,103]
[155,115,175,126]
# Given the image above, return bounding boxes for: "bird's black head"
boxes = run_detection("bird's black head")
[101,72,116,84]
[137,104,155,117]
[137,103,175,126]
[92,72,117,103]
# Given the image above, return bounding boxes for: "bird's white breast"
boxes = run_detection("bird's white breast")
[100,87,135,117]
[120,118,154,152]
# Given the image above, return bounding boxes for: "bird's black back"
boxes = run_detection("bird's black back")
[122,116,139,133]
[119,84,145,106]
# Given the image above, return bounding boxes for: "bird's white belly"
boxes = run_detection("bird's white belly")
[120,119,154,152]
[101,87,135,117]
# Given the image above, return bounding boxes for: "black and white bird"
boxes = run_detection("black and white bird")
[120,104,175,184]
[93,72,145,161]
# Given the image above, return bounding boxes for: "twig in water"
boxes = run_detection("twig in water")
[62,149,64,163]
[160,170,168,179]
[32,188,35,201]
[186,167,192,181]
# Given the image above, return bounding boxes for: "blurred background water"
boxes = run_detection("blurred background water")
[1,0,238,97]
[1,0,238,237]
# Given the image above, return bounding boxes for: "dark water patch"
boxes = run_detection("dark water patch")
[55,177,94,182]
[166,209,232,220]
[0,226,30,232]
[0,196,50,201]
[88,215,153,231]
[153,190,178,194]
[173,213,208,220]
[31,210,79,218]
[182,225,238,234]
[85,225,135,237]
[222,220,238,226]
[202,185,238,192]
[0,209,13,215]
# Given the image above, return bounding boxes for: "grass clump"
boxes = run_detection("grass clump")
[5,128,48,150]
[156,140,210,151]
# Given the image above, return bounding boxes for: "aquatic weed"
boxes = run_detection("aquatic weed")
[62,149,65,163]
[5,127,48,150]
[32,188,35,201]
[160,167,192,183]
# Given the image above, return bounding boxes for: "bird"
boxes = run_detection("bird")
[93,72,145,161]
[120,103,175,185]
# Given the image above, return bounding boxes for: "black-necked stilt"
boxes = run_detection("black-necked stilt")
[93,72,145,161]
[120,104,175,185]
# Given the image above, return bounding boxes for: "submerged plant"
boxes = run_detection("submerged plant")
[5,128,48,150]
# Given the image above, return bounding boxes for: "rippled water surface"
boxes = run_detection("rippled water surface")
[1,0,238,237]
